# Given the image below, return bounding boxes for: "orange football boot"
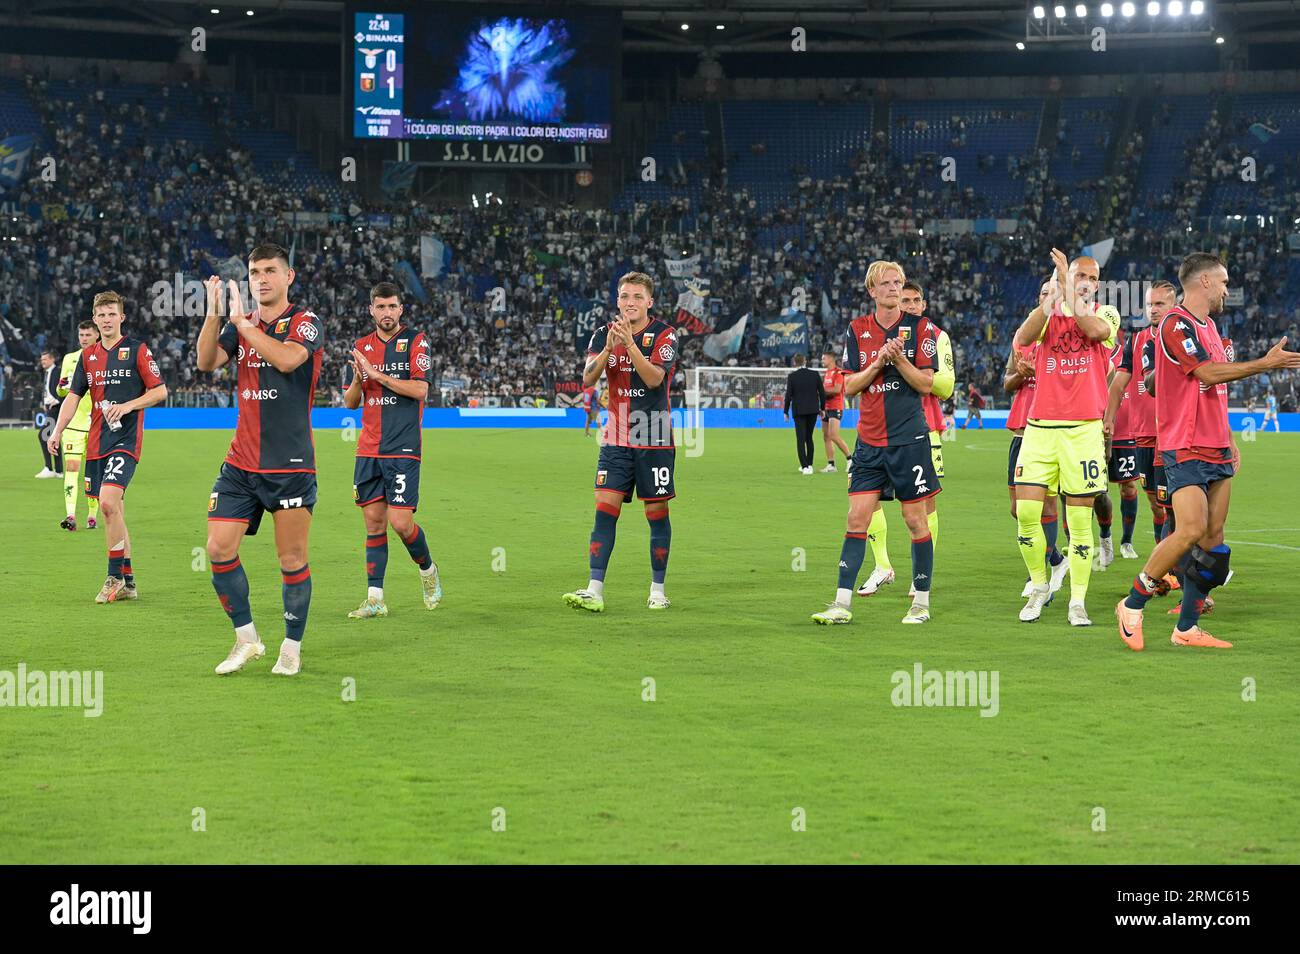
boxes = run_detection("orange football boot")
[1115,599,1145,652]
[1171,625,1232,649]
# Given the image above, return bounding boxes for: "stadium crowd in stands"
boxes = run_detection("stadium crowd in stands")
[3,72,1298,412]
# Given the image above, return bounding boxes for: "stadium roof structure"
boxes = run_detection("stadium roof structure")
[1,0,1297,51]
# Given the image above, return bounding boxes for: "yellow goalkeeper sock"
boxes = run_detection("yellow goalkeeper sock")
[1016,498,1048,586]
[867,506,892,571]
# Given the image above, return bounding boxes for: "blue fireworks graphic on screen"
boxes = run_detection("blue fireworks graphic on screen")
[436,18,575,123]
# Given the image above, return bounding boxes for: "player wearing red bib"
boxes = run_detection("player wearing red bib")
[564,271,678,612]
[342,282,439,620]
[1105,281,1176,554]
[197,244,324,677]
[1116,253,1300,651]
[48,291,168,603]
[1004,278,1069,602]
[1011,250,1121,626]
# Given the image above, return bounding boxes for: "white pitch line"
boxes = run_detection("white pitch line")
[1225,539,1300,552]
[1232,528,1300,534]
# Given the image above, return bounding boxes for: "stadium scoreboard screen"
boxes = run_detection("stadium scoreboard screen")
[349,4,618,144]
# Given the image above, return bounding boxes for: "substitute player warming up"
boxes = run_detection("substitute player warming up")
[197,244,324,677]
[343,282,440,619]
[564,271,678,612]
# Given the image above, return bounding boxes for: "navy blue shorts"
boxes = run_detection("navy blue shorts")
[354,456,420,511]
[849,438,940,503]
[1108,439,1139,484]
[1134,445,1158,495]
[595,444,676,501]
[821,408,842,423]
[208,462,317,536]
[1007,434,1023,489]
[1164,454,1234,499]
[85,452,137,498]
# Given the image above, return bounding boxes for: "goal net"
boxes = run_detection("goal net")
[687,366,796,410]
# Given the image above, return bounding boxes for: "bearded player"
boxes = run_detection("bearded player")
[564,271,678,612]
[813,260,940,626]
[48,292,168,602]
[342,282,440,620]
[1115,253,1300,650]
[1004,278,1069,602]
[197,244,324,677]
[1011,250,1121,626]
[55,320,102,531]
[855,280,953,599]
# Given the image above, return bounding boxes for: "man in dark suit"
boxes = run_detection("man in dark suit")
[36,350,63,478]
[784,353,826,474]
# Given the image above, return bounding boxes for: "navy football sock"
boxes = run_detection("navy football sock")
[1177,576,1209,632]
[281,565,311,641]
[1120,496,1137,544]
[838,533,867,591]
[366,532,388,589]
[647,509,670,585]
[911,533,934,593]
[122,557,134,586]
[212,556,253,628]
[589,503,619,582]
[401,524,432,571]
[1042,513,1062,563]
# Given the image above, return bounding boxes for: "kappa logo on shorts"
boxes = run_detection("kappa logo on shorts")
[208,492,218,512]
[353,485,359,500]
[596,470,607,486]
[1015,466,1023,477]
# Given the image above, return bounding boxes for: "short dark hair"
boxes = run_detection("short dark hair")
[370,282,403,302]
[77,320,98,335]
[901,281,924,295]
[1178,252,1223,288]
[248,243,291,268]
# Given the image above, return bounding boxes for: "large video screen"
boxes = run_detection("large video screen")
[349,5,618,143]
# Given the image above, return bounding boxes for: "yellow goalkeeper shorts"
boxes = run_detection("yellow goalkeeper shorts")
[1013,419,1106,497]
[62,427,88,459]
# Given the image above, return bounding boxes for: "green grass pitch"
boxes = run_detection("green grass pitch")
[2,426,1297,864]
